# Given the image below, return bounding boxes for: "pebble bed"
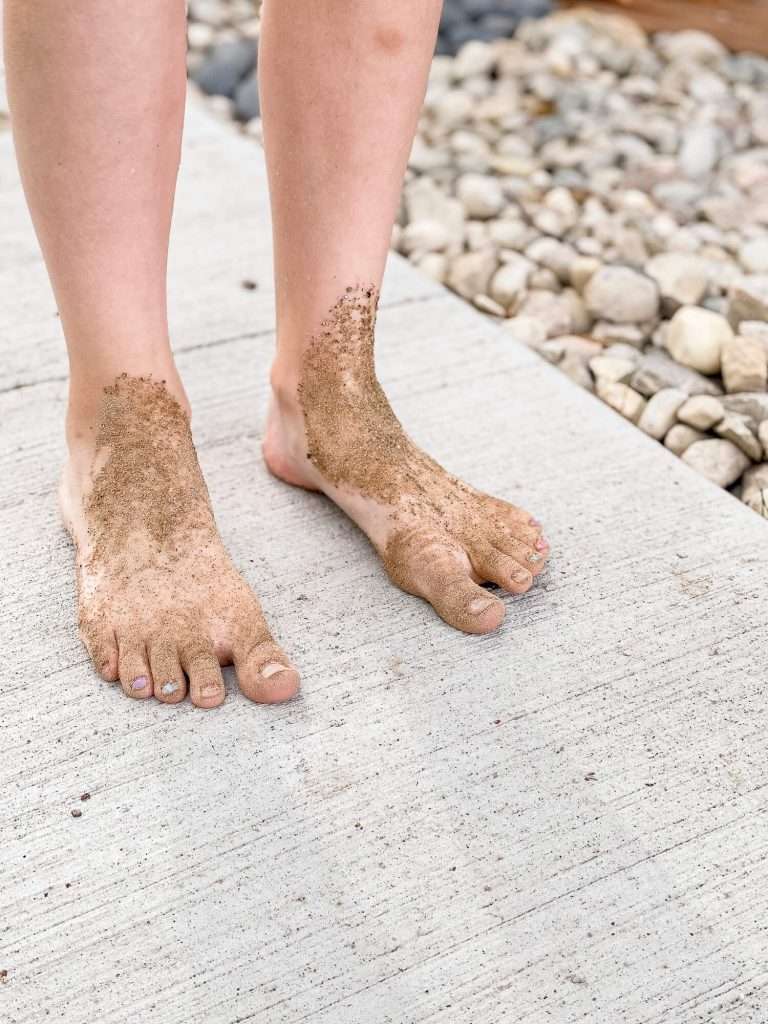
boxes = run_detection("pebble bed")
[26,2,768,517]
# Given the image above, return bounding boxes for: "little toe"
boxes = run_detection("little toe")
[233,632,300,705]
[81,622,119,682]
[149,640,187,705]
[485,495,543,540]
[472,545,534,595]
[180,639,225,709]
[117,640,153,700]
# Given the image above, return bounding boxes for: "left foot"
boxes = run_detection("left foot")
[263,286,549,634]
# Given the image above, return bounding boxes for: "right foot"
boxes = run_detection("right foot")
[60,374,299,708]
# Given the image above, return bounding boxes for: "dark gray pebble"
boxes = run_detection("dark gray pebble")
[192,38,257,99]
[436,0,553,55]
[234,71,260,122]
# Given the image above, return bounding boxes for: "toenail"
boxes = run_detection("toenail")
[470,597,495,615]
[201,684,220,697]
[528,553,542,564]
[161,681,179,696]
[131,676,148,691]
[261,662,289,678]
[530,518,542,527]
[535,536,548,550]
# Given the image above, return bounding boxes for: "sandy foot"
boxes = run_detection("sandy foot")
[61,374,299,708]
[264,286,549,634]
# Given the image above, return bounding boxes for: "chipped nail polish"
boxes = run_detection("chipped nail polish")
[536,536,548,551]
[261,662,289,679]
[161,681,179,696]
[528,553,542,564]
[131,676,148,691]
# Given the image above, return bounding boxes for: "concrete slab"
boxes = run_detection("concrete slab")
[1,100,767,1024]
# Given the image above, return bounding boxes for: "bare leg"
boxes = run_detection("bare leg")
[260,0,549,635]
[4,1,298,705]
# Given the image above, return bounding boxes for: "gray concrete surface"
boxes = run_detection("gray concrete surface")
[2,100,768,1024]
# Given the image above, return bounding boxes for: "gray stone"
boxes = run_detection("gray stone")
[584,266,659,323]
[739,321,768,359]
[489,255,534,310]
[516,289,574,338]
[456,173,505,219]
[404,178,464,247]
[503,315,547,348]
[564,289,592,334]
[489,219,535,250]
[526,237,578,283]
[721,392,768,425]
[569,256,601,293]
[656,29,727,63]
[644,253,710,309]
[637,388,687,440]
[408,136,453,173]
[416,253,448,283]
[714,414,763,462]
[539,335,602,365]
[473,293,507,317]
[679,123,721,178]
[677,395,725,431]
[721,336,768,394]
[452,40,497,79]
[433,88,474,129]
[603,342,642,365]
[192,38,257,98]
[595,379,647,424]
[592,321,648,349]
[682,439,751,488]
[698,195,750,232]
[446,249,498,300]
[401,219,452,255]
[728,275,768,327]
[187,21,216,51]
[664,423,707,456]
[560,353,595,392]
[589,355,636,385]
[741,463,768,516]
[529,267,561,292]
[739,238,768,274]
[233,71,260,121]
[665,306,733,375]
[631,350,723,398]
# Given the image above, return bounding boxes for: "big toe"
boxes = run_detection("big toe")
[386,531,506,634]
[232,611,300,704]
[236,644,300,704]
[80,618,119,682]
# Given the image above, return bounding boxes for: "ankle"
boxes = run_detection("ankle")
[65,367,190,453]
[269,358,303,413]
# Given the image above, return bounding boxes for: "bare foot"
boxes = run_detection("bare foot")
[263,286,549,634]
[61,374,299,707]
